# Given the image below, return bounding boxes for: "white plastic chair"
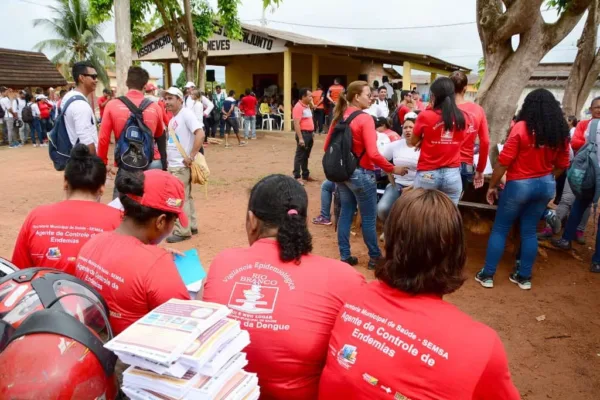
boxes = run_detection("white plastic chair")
[261,114,273,131]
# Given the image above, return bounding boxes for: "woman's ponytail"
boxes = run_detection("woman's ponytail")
[332,94,348,125]
[431,77,466,131]
[277,209,313,263]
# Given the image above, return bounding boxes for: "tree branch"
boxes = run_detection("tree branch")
[543,0,591,48]
[494,0,545,42]
[153,0,186,66]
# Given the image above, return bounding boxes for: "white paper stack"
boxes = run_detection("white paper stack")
[106,299,259,399]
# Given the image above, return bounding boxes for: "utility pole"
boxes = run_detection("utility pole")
[114,0,132,96]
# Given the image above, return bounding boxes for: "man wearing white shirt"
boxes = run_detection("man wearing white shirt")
[61,61,99,154]
[164,87,205,243]
[184,81,196,109]
[13,91,27,145]
[0,86,17,147]
[375,87,390,118]
[382,76,394,100]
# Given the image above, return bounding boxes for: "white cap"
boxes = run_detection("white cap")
[184,81,196,89]
[404,111,418,121]
[35,94,47,101]
[165,87,184,99]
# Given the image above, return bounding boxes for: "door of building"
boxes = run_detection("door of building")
[253,74,279,99]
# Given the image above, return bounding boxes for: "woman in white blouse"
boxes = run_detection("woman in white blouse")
[377,117,420,222]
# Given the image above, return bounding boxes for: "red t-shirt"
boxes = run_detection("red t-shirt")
[398,105,411,124]
[571,119,594,152]
[239,95,258,117]
[292,101,315,132]
[98,90,165,165]
[413,109,468,171]
[498,121,570,182]
[98,95,109,119]
[324,107,394,173]
[318,280,520,400]
[75,231,190,335]
[203,239,366,400]
[312,90,325,109]
[458,102,490,173]
[328,85,344,104]
[11,200,121,275]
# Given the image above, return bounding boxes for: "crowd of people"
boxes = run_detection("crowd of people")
[2,57,600,399]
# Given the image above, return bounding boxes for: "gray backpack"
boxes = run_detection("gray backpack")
[567,119,600,202]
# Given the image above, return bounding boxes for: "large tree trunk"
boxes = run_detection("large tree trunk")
[198,49,207,91]
[562,0,600,117]
[114,0,132,96]
[475,0,591,162]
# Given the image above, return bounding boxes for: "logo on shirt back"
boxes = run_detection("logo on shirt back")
[336,344,358,369]
[46,247,62,260]
[228,283,278,314]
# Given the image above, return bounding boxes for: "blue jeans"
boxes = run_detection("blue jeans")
[377,184,402,222]
[337,168,381,260]
[460,162,474,191]
[244,116,256,139]
[30,118,43,144]
[483,175,556,278]
[562,196,600,262]
[414,167,462,205]
[320,179,335,220]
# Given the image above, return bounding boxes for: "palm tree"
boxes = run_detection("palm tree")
[33,0,112,87]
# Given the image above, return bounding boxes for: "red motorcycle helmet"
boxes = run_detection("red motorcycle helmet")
[0,268,118,399]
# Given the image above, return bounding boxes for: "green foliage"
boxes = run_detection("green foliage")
[474,57,485,90]
[34,0,112,87]
[217,0,242,40]
[175,69,187,89]
[546,0,572,14]
[192,1,216,42]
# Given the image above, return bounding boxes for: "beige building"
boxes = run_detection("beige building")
[132,23,469,131]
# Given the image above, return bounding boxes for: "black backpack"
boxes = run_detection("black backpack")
[0,100,5,119]
[322,110,364,182]
[22,102,33,123]
[390,107,402,135]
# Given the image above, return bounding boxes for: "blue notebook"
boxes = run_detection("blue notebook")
[174,249,206,292]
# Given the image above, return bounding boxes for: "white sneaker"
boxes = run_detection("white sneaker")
[41,143,48,147]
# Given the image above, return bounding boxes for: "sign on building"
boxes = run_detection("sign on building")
[133,26,287,61]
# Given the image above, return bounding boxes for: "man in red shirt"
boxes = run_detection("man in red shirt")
[411,90,425,111]
[98,66,166,198]
[570,96,600,152]
[327,78,345,118]
[397,90,414,124]
[239,89,258,139]
[312,83,325,134]
[293,88,315,184]
[97,88,113,122]
[451,70,490,191]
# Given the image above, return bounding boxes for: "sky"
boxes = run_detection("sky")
[0,0,592,86]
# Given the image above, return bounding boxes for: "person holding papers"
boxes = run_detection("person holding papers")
[203,174,365,400]
[75,169,190,335]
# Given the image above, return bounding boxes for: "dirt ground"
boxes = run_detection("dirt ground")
[0,132,599,399]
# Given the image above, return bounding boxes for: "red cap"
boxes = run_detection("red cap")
[126,170,188,227]
[145,83,157,91]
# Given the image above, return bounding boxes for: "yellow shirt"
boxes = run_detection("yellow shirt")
[259,103,271,114]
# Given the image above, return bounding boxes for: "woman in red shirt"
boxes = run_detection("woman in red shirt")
[411,77,467,204]
[12,144,121,274]
[476,89,570,290]
[203,174,365,400]
[75,170,190,334]
[318,189,519,400]
[324,81,404,268]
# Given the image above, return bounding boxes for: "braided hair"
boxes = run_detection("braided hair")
[248,174,313,263]
[516,88,569,149]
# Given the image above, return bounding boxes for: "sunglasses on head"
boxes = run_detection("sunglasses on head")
[82,73,98,80]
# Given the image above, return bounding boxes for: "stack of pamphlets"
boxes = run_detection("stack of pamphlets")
[105,299,259,399]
